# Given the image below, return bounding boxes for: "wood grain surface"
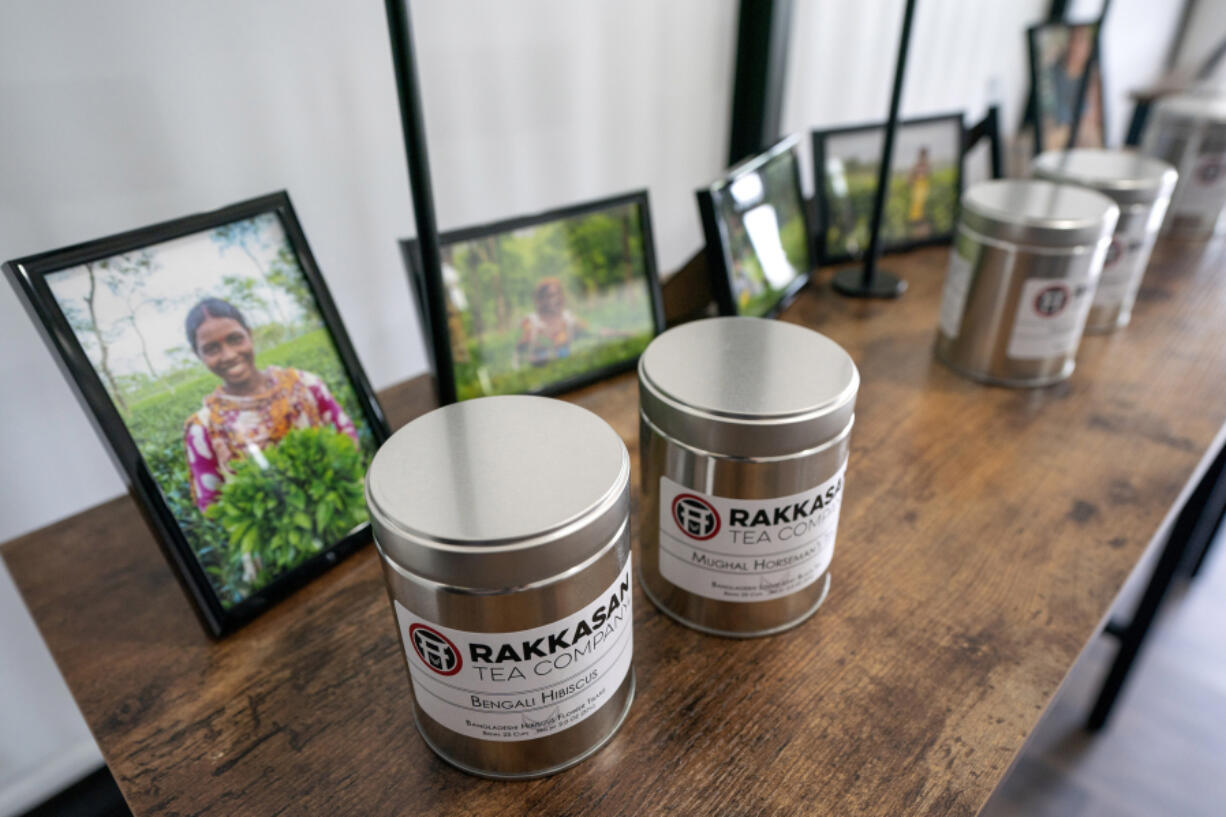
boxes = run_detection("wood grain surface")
[6,240,1226,817]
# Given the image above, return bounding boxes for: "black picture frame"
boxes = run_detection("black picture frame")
[812,111,965,266]
[1027,18,1107,154]
[4,192,390,638]
[402,190,665,403]
[696,134,814,317]
[964,104,1006,181]
[397,238,436,375]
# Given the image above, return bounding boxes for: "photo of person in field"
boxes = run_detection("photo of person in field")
[822,118,960,260]
[47,213,376,605]
[439,198,658,400]
[906,146,934,238]
[516,277,632,367]
[182,298,361,583]
[184,297,359,511]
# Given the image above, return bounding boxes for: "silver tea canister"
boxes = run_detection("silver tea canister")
[366,396,634,779]
[638,317,858,637]
[1032,148,1177,332]
[1142,91,1226,238]
[935,179,1119,387]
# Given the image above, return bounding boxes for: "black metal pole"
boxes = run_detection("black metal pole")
[384,0,457,405]
[727,0,796,166]
[832,0,915,298]
[987,105,1004,180]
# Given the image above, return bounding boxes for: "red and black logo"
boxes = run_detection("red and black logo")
[1104,237,1123,267]
[1033,284,1070,317]
[409,623,462,675]
[672,494,721,540]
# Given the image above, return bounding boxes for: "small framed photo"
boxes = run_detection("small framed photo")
[405,191,665,402]
[1027,19,1106,153]
[5,192,389,637]
[696,134,813,317]
[812,112,965,265]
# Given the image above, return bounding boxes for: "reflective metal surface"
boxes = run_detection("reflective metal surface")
[366,395,633,778]
[638,317,858,459]
[639,417,848,636]
[935,180,1117,387]
[377,525,633,779]
[1144,93,1226,238]
[1032,149,1176,331]
[366,395,629,587]
[1032,149,1177,206]
[638,318,857,636]
[961,179,1118,247]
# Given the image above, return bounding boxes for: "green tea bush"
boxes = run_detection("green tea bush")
[826,165,959,258]
[115,329,375,603]
[205,426,368,589]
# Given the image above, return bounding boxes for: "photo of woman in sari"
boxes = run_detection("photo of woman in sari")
[183,297,358,513]
[41,203,381,617]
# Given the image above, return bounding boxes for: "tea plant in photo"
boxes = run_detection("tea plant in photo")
[206,426,367,588]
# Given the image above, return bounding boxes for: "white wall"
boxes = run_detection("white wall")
[413,3,738,269]
[1172,0,1226,78]
[0,0,1190,809]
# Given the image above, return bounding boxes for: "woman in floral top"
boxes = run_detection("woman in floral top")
[183,298,358,514]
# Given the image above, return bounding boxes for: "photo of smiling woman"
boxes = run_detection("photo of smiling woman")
[44,210,378,607]
[183,297,358,514]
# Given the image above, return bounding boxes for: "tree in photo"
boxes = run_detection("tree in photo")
[211,215,290,325]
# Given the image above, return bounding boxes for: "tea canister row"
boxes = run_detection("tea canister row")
[366,318,860,778]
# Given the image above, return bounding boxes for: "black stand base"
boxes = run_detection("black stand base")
[831,267,907,298]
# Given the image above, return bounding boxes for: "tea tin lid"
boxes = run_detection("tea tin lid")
[366,395,630,587]
[1032,149,1178,206]
[961,179,1119,247]
[1155,90,1226,124]
[638,317,858,459]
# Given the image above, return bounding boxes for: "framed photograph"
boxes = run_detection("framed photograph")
[1028,19,1106,153]
[696,134,813,317]
[4,192,389,637]
[405,191,665,402]
[813,112,964,265]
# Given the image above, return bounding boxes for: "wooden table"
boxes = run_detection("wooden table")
[7,242,1226,816]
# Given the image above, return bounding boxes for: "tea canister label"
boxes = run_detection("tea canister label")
[1092,218,1152,309]
[1006,276,1096,360]
[657,465,846,603]
[394,561,632,742]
